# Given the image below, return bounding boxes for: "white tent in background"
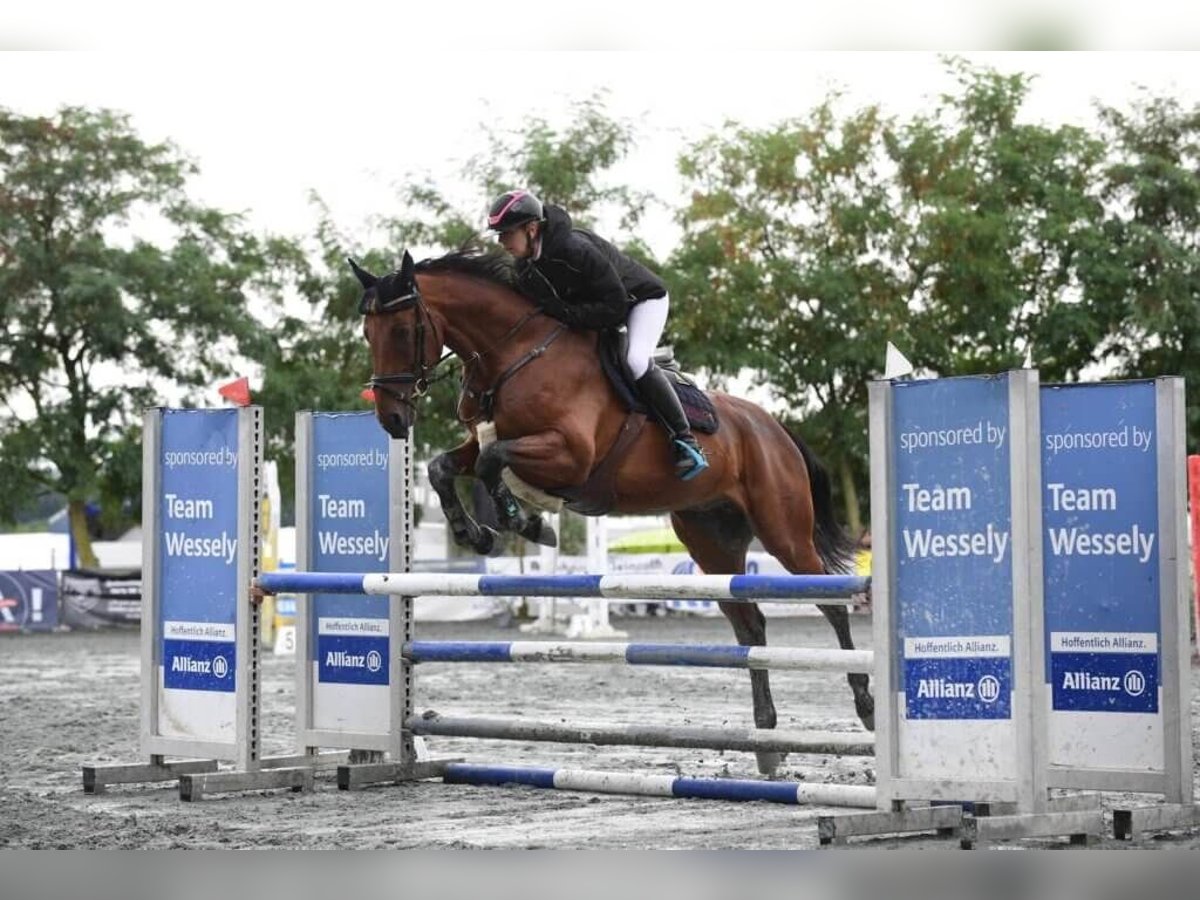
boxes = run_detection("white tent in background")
[0,533,70,571]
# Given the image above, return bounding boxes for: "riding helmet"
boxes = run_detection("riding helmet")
[486,189,544,232]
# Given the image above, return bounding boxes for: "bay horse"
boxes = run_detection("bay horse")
[352,247,873,772]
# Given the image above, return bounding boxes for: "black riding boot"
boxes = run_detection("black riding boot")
[636,365,709,480]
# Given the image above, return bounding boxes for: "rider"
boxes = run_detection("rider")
[486,188,708,480]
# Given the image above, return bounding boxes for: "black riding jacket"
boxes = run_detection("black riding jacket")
[515,204,667,330]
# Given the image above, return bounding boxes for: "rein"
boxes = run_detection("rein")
[364,281,565,422]
[457,308,565,422]
[458,318,567,423]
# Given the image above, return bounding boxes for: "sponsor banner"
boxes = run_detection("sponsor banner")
[904,656,1012,719]
[1050,652,1158,712]
[904,635,1011,659]
[317,616,389,637]
[316,634,388,685]
[1049,631,1158,713]
[157,408,241,736]
[159,410,240,640]
[59,568,140,629]
[0,570,58,632]
[1040,382,1161,715]
[163,638,236,692]
[892,376,1015,721]
[164,620,236,641]
[1050,631,1158,653]
[309,413,391,685]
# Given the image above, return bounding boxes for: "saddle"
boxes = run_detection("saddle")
[551,328,719,516]
[598,328,720,435]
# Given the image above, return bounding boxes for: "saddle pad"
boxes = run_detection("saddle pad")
[599,333,719,434]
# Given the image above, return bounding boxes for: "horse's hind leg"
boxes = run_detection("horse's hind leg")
[815,604,874,731]
[739,454,875,732]
[670,506,784,776]
[475,439,557,547]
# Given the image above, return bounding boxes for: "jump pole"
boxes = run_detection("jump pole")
[443,763,876,808]
[256,571,870,602]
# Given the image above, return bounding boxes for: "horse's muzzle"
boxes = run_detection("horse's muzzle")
[380,411,411,441]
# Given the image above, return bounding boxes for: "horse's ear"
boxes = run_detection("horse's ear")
[399,250,416,286]
[348,257,378,289]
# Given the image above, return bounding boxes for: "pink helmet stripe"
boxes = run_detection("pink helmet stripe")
[487,190,528,226]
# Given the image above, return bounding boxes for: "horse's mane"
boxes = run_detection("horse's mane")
[414,243,519,292]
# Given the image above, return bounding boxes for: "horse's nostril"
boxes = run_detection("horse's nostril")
[388,414,410,440]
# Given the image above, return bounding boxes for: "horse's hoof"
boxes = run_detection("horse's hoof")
[857,696,876,732]
[527,518,557,548]
[474,526,504,557]
[755,751,784,776]
[483,527,506,557]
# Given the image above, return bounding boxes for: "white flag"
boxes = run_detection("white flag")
[884,342,914,379]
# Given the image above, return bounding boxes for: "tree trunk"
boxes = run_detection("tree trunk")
[838,458,862,538]
[68,499,100,568]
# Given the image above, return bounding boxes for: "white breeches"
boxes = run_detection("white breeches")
[625,294,669,380]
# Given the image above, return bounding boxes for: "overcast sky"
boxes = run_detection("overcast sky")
[2,48,1197,261]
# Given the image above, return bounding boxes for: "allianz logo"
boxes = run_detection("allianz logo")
[915,675,1002,703]
[325,649,384,673]
[1062,669,1147,697]
[170,655,230,679]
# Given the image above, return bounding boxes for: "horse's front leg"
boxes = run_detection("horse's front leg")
[475,430,580,548]
[427,437,502,556]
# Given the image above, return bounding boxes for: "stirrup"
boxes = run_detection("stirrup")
[673,437,708,481]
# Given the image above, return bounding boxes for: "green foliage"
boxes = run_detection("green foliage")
[668,97,907,528]
[1086,93,1200,435]
[0,106,290,559]
[887,58,1108,380]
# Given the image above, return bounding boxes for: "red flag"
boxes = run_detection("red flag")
[217,376,252,407]
[360,388,376,403]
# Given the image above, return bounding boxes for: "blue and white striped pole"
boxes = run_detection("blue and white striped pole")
[443,763,876,808]
[404,641,874,673]
[256,572,870,603]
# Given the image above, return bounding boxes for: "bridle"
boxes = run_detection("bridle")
[361,269,566,423]
[361,285,453,411]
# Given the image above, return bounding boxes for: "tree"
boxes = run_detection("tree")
[886,57,1108,382]
[1084,92,1200,437]
[668,98,907,532]
[665,59,1115,530]
[0,106,290,564]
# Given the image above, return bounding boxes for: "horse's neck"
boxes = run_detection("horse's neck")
[423,274,556,377]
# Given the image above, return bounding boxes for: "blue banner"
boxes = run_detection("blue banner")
[159,410,240,693]
[903,656,1012,719]
[1041,381,1160,713]
[316,633,389,685]
[163,636,236,692]
[0,570,58,632]
[893,375,1015,720]
[1050,652,1158,712]
[309,413,391,686]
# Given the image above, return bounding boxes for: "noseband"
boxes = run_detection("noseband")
[361,286,447,409]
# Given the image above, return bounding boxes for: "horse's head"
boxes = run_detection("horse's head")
[351,251,442,440]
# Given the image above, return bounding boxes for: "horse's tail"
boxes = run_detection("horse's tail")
[781,423,857,575]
